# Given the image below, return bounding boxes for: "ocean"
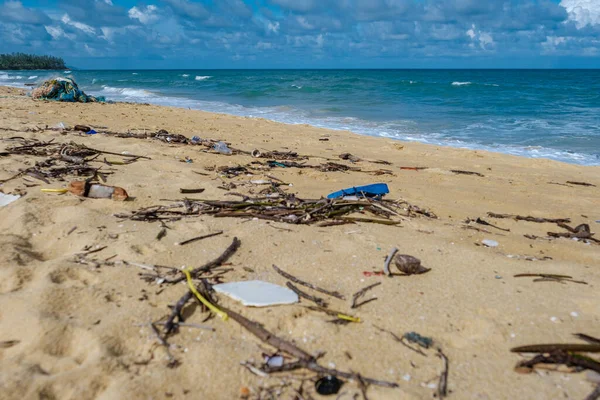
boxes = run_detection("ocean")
[1,69,599,165]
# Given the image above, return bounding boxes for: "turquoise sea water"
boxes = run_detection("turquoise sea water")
[1,69,599,165]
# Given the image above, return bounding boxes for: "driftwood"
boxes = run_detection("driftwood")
[272,265,345,300]
[487,212,570,224]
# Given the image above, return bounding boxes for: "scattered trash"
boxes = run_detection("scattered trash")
[86,129,97,135]
[264,355,284,368]
[32,77,105,103]
[68,181,129,200]
[482,239,499,248]
[315,376,343,395]
[52,122,66,131]
[394,254,430,275]
[363,271,385,277]
[0,192,20,207]
[190,136,202,144]
[403,331,433,349]
[327,183,389,199]
[74,125,91,133]
[514,273,587,285]
[212,280,299,307]
[213,141,232,155]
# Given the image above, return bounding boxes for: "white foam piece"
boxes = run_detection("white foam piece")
[0,193,20,207]
[482,239,499,247]
[213,280,298,307]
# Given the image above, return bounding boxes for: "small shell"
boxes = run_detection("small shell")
[251,149,262,158]
[394,254,430,275]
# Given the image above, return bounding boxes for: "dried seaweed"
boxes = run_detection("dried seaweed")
[351,282,381,309]
[272,265,345,300]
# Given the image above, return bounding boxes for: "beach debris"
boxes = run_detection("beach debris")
[155,129,188,144]
[451,169,484,177]
[0,340,20,349]
[213,141,232,155]
[327,183,390,199]
[514,273,587,284]
[74,125,91,133]
[383,247,398,276]
[306,305,361,324]
[351,282,381,309]
[68,180,129,200]
[32,77,105,103]
[213,280,299,307]
[264,354,284,368]
[548,223,599,243]
[175,231,223,246]
[437,349,450,399]
[179,188,205,194]
[466,217,510,232]
[404,332,434,349]
[566,181,596,187]
[400,166,428,171]
[339,153,361,163]
[481,239,499,248]
[394,254,430,275]
[0,192,20,207]
[487,212,570,224]
[285,282,328,307]
[272,265,345,300]
[219,304,396,391]
[315,376,343,395]
[115,195,430,226]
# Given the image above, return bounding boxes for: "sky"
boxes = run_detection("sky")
[0,0,599,69]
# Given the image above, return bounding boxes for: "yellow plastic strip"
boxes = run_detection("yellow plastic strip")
[337,313,361,323]
[183,268,228,321]
[41,188,68,194]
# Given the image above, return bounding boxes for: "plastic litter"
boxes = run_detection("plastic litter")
[265,355,284,368]
[327,183,389,199]
[482,239,499,248]
[32,77,105,103]
[190,136,201,144]
[212,280,298,307]
[0,193,20,207]
[86,129,97,135]
[68,181,129,201]
[213,141,232,155]
[315,376,343,395]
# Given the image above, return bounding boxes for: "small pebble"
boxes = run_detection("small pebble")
[402,374,411,382]
[570,311,579,318]
[550,316,559,323]
[495,275,502,279]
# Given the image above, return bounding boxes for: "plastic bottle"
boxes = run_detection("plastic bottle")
[213,141,232,155]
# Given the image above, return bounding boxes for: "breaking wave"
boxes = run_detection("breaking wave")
[195,75,211,81]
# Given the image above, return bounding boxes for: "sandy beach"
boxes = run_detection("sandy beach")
[1,85,599,399]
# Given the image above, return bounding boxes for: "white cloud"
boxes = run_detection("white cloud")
[45,25,64,39]
[267,21,280,34]
[466,24,494,50]
[560,0,600,28]
[128,5,160,25]
[61,14,95,35]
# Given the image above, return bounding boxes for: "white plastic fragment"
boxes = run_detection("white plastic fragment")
[213,280,298,307]
[482,239,499,247]
[265,355,284,368]
[0,193,20,207]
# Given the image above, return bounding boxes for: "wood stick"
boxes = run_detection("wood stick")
[272,264,345,300]
[166,237,240,284]
[383,247,398,276]
[487,212,570,224]
[351,282,381,309]
[437,349,449,399]
[176,231,224,246]
[286,282,328,307]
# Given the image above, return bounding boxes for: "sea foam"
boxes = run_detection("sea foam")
[195,75,211,81]
[452,81,472,86]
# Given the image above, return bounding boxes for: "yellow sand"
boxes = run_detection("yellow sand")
[1,86,599,400]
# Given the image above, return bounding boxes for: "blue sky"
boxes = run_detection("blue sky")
[1,0,599,68]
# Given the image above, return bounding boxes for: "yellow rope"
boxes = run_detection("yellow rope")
[183,268,228,321]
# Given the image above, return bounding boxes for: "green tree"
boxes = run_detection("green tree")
[0,53,67,70]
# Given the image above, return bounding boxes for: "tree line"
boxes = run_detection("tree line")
[0,53,67,70]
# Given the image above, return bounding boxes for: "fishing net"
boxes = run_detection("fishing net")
[31,77,105,103]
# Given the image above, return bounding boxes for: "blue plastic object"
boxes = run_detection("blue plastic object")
[326,183,389,199]
[86,129,97,135]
